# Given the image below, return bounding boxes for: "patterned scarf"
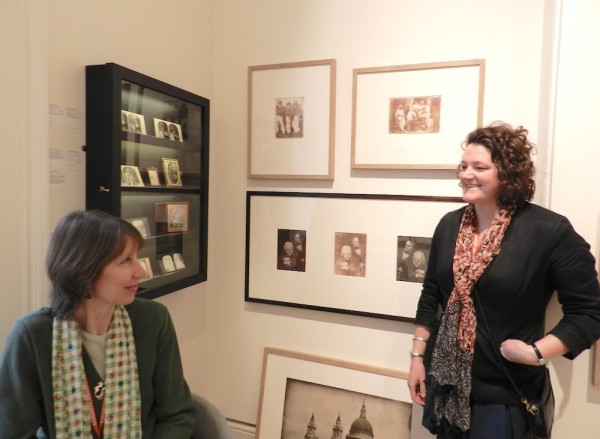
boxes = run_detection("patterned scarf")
[427,204,514,434]
[52,305,142,438]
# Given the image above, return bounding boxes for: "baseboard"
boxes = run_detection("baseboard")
[227,419,256,439]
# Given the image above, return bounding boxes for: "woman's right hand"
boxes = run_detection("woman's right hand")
[408,357,427,406]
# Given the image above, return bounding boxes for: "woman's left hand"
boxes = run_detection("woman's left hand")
[499,339,537,366]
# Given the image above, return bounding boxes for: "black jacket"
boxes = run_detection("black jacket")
[415,203,600,404]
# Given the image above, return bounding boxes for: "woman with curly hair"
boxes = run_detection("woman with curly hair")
[407,122,600,438]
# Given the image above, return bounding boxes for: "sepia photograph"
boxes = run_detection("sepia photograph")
[173,252,186,270]
[389,96,441,134]
[396,236,432,283]
[138,257,153,281]
[161,158,182,186]
[276,229,306,272]
[333,232,366,278]
[168,122,183,142]
[154,118,171,139]
[275,97,304,139]
[126,217,151,238]
[122,110,147,135]
[120,165,144,187]
[161,254,176,274]
[147,167,160,186]
[281,378,411,439]
[255,348,415,439]
[155,202,189,234]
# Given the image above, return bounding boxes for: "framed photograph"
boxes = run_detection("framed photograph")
[153,118,171,139]
[138,257,153,281]
[245,191,464,321]
[173,252,186,270]
[120,165,144,187]
[147,167,161,186]
[248,59,336,179]
[167,122,183,142]
[126,217,151,238]
[160,254,176,274]
[155,202,189,234]
[396,236,432,283]
[351,59,485,169]
[121,110,147,135]
[257,347,429,439]
[161,158,182,187]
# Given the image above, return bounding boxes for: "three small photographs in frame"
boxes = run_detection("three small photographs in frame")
[121,110,147,135]
[161,158,183,187]
[120,165,144,187]
[153,118,183,142]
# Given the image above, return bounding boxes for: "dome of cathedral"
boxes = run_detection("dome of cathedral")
[346,401,373,439]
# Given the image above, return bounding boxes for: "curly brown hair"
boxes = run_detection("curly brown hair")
[460,121,536,209]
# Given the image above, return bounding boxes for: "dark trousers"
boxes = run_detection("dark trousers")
[436,403,529,439]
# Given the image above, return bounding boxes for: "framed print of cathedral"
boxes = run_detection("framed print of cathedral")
[255,348,419,438]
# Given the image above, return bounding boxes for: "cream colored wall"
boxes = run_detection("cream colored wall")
[0,0,49,349]
[546,0,600,432]
[44,0,216,392]
[0,0,30,345]
[2,0,600,437]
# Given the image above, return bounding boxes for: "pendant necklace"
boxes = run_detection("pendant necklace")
[94,381,105,400]
[85,375,105,437]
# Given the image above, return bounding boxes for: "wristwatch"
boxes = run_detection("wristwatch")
[531,343,546,366]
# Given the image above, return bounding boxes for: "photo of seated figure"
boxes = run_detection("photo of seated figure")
[334,232,366,277]
[396,235,431,283]
[276,229,307,272]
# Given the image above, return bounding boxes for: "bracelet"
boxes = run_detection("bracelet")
[409,350,424,358]
[532,343,546,366]
[413,336,428,343]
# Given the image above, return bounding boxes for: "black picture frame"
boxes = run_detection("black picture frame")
[245,191,464,321]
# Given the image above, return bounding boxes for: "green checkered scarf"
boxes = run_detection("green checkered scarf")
[52,305,142,438]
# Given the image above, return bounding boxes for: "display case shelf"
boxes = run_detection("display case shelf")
[86,63,209,298]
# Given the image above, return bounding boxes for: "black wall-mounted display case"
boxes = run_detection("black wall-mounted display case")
[85,63,209,298]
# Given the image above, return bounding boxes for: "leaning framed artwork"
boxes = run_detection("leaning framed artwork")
[245,191,464,321]
[256,347,422,439]
[351,59,485,169]
[248,59,336,179]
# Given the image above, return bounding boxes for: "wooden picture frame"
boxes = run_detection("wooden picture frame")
[248,59,336,179]
[351,59,485,169]
[147,167,160,186]
[161,158,182,187]
[245,191,464,321]
[155,202,189,234]
[257,347,430,439]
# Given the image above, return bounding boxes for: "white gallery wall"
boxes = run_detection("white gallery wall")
[1,0,599,438]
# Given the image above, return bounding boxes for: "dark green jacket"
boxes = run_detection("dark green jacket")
[0,298,196,438]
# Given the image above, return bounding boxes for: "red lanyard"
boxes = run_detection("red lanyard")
[84,375,105,438]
